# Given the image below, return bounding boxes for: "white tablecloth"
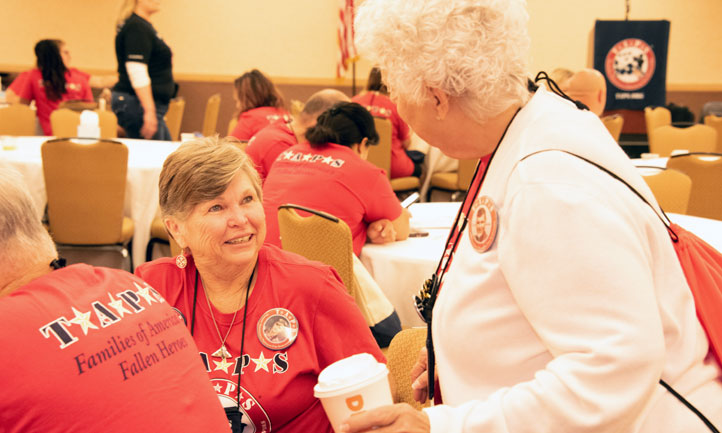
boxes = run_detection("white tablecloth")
[359,201,722,328]
[0,136,180,265]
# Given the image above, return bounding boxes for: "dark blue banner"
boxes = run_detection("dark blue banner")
[594,20,670,110]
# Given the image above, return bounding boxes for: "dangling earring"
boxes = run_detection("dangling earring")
[175,253,187,269]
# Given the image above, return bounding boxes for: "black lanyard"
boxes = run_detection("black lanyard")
[416,106,521,401]
[190,264,255,430]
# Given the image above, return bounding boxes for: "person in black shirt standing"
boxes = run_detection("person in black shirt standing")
[112,0,174,140]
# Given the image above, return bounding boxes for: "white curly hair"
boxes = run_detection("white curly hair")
[355,0,531,123]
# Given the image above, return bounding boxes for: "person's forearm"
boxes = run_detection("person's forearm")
[5,88,21,104]
[392,208,411,240]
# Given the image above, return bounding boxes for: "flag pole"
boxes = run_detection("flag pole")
[352,62,357,96]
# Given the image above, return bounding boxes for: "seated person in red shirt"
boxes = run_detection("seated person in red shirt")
[135,136,384,432]
[263,102,411,256]
[246,88,350,181]
[229,69,290,140]
[0,162,229,433]
[13,39,95,136]
[352,67,424,178]
[7,40,116,107]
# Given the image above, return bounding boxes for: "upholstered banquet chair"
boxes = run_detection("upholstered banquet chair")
[227,116,238,137]
[367,117,420,195]
[644,106,671,134]
[386,328,430,409]
[0,104,36,135]
[277,204,356,295]
[201,93,221,137]
[41,138,135,270]
[50,108,118,139]
[640,168,692,215]
[427,158,477,201]
[647,124,716,157]
[145,210,182,261]
[601,114,624,142]
[666,153,722,220]
[704,115,722,153]
[164,97,185,141]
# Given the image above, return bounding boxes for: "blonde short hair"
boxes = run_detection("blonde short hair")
[355,0,531,123]
[159,136,262,220]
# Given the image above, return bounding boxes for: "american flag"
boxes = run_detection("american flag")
[336,0,358,77]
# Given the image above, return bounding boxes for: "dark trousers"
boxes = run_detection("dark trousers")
[111,91,171,141]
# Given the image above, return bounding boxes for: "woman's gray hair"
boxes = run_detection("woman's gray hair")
[355,0,531,123]
[159,136,262,220]
[0,162,57,270]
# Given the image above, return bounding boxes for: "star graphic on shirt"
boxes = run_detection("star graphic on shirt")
[282,150,294,160]
[322,156,334,165]
[108,293,132,318]
[213,383,222,393]
[301,153,312,161]
[251,352,272,372]
[214,357,234,374]
[69,307,99,335]
[134,282,157,305]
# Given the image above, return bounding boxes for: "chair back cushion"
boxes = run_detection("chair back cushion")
[601,114,624,142]
[641,168,692,214]
[41,138,129,244]
[667,153,722,220]
[277,204,356,294]
[648,124,716,157]
[644,106,672,134]
[367,117,393,178]
[0,104,36,136]
[704,115,722,153]
[164,97,186,141]
[202,93,221,137]
[49,108,80,137]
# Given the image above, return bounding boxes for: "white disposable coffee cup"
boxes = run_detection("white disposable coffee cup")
[314,353,392,433]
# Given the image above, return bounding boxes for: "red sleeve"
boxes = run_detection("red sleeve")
[313,267,385,368]
[14,70,37,100]
[8,70,31,95]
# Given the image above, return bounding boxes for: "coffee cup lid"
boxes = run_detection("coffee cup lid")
[314,353,388,398]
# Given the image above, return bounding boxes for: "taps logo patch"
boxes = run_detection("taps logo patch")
[605,38,656,91]
[468,195,498,253]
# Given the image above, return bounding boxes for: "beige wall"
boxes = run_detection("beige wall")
[1,0,721,88]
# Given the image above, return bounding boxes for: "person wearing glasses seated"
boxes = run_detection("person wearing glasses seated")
[344,0,722,432]
[245,88,350,181]
[262,102,411,256]
[0,162,229,433]
[135,136,383,432]
[229,69,290,141]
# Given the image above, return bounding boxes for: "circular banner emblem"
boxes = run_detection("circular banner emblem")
[468,195,498,253]
[257,308,299,350]
[605,38,656,91]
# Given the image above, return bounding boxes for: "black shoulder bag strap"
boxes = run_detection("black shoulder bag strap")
[519,148,718,433]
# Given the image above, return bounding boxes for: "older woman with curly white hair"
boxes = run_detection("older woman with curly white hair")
[344,1,722,432]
